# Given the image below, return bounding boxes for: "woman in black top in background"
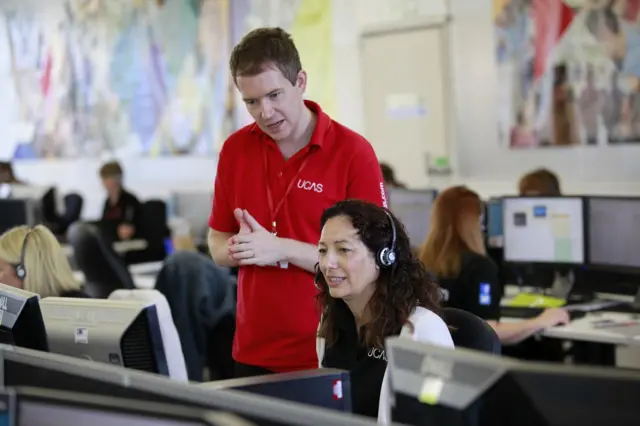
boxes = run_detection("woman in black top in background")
[419,186,570,344]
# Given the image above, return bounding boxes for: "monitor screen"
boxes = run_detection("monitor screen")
[0,199,31,235]
[503,197,584,264]
[485,199,503,248]
[588,197,640,270]
[199,369,351,413]
[386,337,640,426]
[387,188,436,248]
[39,297,168,376]
[19,400,206,426]
[15,387,245,426]
[0,284,48,352]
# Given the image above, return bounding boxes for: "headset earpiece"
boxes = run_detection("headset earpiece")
[15,264,26,279]
[14,229,32,280]
[377,209,397,268]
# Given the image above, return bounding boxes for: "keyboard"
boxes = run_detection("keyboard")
[501,306,587,321]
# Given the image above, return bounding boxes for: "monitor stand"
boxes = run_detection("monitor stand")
[549,270,574,299]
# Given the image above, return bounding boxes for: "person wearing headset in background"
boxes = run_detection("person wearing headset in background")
[315,200,453,422]
[419,186,570,345]
[518,168,561,196]
[0,225,87,298]
[99,161,142,242]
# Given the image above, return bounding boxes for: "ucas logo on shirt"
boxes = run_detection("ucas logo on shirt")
[297,178,323,193]
[367,347,388,362]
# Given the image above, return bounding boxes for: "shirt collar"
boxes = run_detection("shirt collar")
[250,100,330,149]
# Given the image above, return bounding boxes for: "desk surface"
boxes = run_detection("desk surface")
[502,285,640,346]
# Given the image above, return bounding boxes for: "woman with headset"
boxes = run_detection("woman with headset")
[0,225,86,298]
[315,200,453,422]
[419,186,570,344]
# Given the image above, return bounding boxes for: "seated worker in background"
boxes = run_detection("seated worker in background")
[0,161,23,184]
[518,168,561,195]
[315,200,453,421]
[0,225,87,298]
[419,186,570,345]
[99,161,142,242]
[380,162,406,189]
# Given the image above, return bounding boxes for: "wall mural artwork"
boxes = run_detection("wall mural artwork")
[0,0,233,159]
[494,0,640,149]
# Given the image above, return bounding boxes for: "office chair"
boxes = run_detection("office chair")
[57,193,83,235]
[67,222,136,298]
[442,308,501,355]
[128,199,169,264]
[108,289,188,382]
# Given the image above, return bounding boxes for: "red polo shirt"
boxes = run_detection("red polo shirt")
[209,100,386,372]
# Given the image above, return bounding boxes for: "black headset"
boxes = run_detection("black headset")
[14,229,32,280]
[377,208,397,268]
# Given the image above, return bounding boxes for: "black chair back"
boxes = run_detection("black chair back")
[139,199,170,242]
[58,193,83,234]
[442,308,501,355]
[67,222,135,298]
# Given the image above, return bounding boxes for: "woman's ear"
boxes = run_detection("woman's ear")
[314,262,324,290]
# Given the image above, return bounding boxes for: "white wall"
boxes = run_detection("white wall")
[11,0,640,219]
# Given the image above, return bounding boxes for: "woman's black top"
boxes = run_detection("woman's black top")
[321,300,401,418]
[437,251,503,321]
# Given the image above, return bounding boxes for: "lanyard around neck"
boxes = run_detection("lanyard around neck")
[263,146,314,235]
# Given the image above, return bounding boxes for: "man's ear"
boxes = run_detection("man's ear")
[296,70,308,93]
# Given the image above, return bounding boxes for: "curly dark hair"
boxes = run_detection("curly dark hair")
[315,199,442,349]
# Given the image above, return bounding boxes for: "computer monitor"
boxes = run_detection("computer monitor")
[386,337,640,426]
[170,191,214,244]
[0,284,48,352]
[14,386,253,426]
[485,198,503,248]
[198,369,352,413]
[387,188,437,248]
[587,197,640,270]
[0,184,10,199]
[39,297,169,377]
[502,197,585,265]
[0,198,39,235]
[1,345,378,426]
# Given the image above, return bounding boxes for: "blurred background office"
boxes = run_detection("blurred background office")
[2,1,640,424]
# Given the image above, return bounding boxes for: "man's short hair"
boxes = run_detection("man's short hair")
[99,161,123,179]
[229,27,302,86]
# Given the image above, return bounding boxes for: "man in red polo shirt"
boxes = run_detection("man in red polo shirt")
[208,27,387,378]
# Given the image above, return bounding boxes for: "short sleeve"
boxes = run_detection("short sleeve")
[346,138,388,208]
[462,257,502,321]
[208,142,239,233]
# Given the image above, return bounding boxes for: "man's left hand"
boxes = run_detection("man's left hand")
[228,210,284,266]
